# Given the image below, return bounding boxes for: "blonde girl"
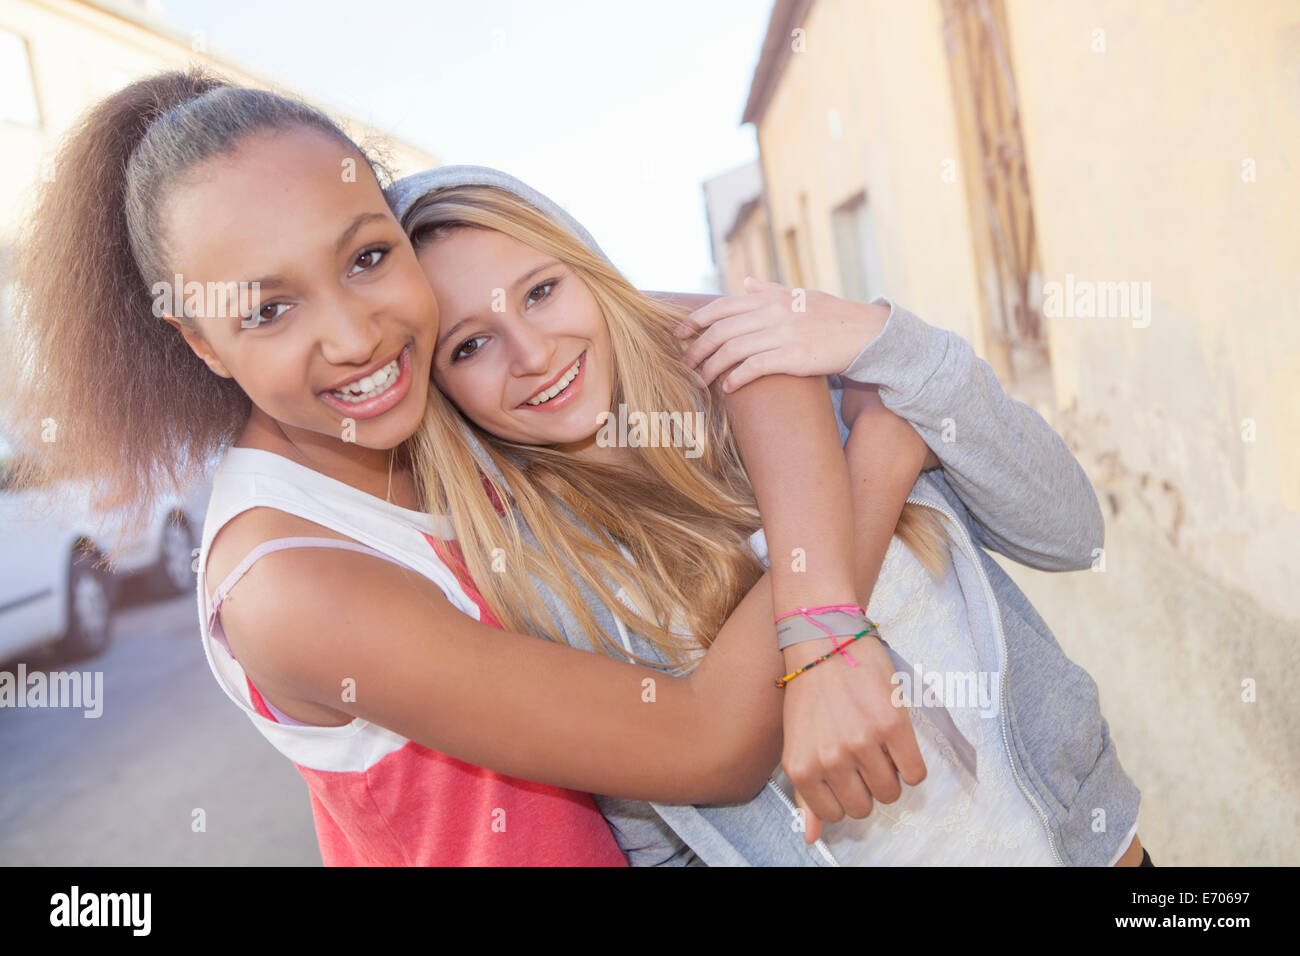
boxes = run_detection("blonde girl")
[393,167,1150,866]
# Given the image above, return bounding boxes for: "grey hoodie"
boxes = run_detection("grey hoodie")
[386,166,1141,866]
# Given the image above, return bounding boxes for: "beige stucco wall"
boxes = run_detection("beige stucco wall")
[750,0,1299,864]
[1005,0,1300,626]
[754,0,991,354]
[721,204,776,292]
[997,0,1300,866]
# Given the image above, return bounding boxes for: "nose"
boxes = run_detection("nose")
[506,315,557,381]
[318,287,384,368]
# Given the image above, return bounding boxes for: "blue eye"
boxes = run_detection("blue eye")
[348,245,389,276]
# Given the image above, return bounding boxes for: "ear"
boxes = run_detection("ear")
[160,314,234,379]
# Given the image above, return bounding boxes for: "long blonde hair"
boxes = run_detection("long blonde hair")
[401,185,948,666]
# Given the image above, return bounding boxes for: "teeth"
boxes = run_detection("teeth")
[331,357,399,403]
[526,355,582,406]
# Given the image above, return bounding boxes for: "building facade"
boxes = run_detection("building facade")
[740,0,1300,865]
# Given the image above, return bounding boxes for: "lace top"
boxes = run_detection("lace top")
[770,525,1059,865]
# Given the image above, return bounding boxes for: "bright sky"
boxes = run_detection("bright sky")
[160,0,772,293]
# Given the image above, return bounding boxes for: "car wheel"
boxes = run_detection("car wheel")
[59,550,114,659]
[150,513,195,597]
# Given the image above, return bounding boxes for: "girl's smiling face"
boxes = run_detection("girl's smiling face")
[418,227,615,456]
[161,126,439,453]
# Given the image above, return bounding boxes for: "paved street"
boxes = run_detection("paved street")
[0,586,320,865]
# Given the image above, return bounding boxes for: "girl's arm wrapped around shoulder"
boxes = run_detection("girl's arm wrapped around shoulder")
[839,298,1104,571]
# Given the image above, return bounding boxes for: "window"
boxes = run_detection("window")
[832,191,886,303]
[0,30,41,128]
[782,228,804,288]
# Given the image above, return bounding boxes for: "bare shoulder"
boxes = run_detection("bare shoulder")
[205,507,421,727]
[205,507,356,600]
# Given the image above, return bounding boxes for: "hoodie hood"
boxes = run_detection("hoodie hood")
[386,163,619,491]
[385,164,613,265]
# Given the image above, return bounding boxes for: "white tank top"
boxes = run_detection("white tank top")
[195,446,483,765]
[192,446,632,867]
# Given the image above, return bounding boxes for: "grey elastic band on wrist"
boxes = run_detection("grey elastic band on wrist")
[776,610,871,651]
[777,618,980,781]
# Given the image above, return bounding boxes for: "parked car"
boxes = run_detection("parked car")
[0,434,212,663]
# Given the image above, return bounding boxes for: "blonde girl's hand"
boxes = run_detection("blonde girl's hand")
[785,401,936,843]
[676,277,891,392]
[780,634,927,845]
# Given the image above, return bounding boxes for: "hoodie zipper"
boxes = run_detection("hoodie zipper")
[765,776,840,866]
[905,492,1066,866]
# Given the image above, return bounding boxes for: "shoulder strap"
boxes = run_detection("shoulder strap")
[208,536,415,619]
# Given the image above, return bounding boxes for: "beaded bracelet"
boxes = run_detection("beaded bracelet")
[774,620,881,689]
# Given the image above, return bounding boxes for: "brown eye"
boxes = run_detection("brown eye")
[453,336,488,362]
[526,281,556,307]
[245,302,289,328]
[348,246,387,276]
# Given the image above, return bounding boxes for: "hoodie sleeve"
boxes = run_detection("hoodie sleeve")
[836,297,1105,572]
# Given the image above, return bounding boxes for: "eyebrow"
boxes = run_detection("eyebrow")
[334,211,390,255]
[226,212,392,315]
[435,259,563,351]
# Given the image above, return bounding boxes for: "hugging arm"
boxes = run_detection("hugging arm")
[210,378,932,820]
[213,296,927,813]
[212,517,787,805]
[710,364,929,834]
[838,299,1105,571]
[779,384,940,836]
[673,283,1104,571]
[663,282,881,609]
[719,373,858,612]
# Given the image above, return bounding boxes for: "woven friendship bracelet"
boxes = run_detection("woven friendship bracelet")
[770,606,981,779]
[774,623,881,688]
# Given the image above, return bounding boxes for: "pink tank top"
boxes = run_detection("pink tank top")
[196,447,628,867]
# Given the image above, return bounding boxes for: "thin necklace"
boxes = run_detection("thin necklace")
[385,447,395,504]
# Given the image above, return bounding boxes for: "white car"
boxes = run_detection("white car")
[0,434,211,663]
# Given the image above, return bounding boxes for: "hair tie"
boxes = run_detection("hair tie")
[774,603,870,657]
